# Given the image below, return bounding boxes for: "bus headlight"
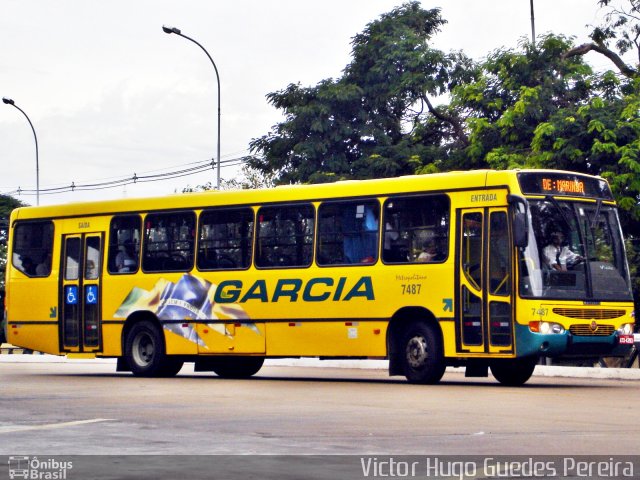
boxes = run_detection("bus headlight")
[529,321,565,334]
[617,323,634,335]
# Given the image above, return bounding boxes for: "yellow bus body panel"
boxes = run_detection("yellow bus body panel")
[4,169,634,364]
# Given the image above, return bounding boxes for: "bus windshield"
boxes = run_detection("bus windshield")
[519,198,632,301]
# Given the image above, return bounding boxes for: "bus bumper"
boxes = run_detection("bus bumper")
[563,333,634,357]
[515,323,634,358]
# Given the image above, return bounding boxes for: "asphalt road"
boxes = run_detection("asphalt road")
[1,358,638,458]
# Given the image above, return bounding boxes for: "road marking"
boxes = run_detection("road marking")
[0,418,114,434]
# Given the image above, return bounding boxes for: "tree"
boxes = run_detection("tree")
[182,163,275,192]
[428,35,595,171]
[249,2,475,184]
[0,195,25,291]
[0,194,24,343]
[563,0,640,78]
[559,0,640,237]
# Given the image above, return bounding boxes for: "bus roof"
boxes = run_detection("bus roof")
[8,169,605,221]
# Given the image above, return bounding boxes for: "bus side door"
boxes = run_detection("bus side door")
[456,208,514,355]
[60,233,103,353]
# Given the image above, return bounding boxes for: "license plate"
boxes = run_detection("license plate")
[619,335,634,345]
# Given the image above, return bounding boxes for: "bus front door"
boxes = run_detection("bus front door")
[456,208,514,355]
[60,233,103,353]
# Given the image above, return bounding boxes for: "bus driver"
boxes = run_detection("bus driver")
[542,231,584,272]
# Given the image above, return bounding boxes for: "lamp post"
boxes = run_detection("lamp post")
[162,25,221,190]
[530,0,536,45]
[2,97,39,205]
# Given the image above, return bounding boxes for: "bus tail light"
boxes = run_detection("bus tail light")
[529,321,564,334]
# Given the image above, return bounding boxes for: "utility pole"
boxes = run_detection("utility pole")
[530,0,536,45]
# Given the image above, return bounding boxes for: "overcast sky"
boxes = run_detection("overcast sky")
[0,0,616,206]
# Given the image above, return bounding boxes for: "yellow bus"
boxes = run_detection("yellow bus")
[3,169,635,385]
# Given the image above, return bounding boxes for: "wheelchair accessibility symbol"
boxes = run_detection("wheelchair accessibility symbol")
[65,285,79,305]
[85,285,98,305]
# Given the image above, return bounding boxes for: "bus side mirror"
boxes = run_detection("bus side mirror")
[513,212,528,248]
[508,194,529,249]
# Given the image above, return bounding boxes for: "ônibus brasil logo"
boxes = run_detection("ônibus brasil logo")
[8,456,73,480]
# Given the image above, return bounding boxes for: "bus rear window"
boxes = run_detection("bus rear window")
[12,221,54,277]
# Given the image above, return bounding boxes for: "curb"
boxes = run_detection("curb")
[0,343,43,355]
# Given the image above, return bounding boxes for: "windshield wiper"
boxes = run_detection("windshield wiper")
[545,195,573,230]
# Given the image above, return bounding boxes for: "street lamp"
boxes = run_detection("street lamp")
[162,25,222,190]
[530,0,536,44]
[2,97,39,205]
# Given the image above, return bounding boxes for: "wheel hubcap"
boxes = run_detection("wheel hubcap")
[132,332,154,367]
[406,335,428,368]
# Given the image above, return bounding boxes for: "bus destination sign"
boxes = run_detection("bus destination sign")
[518,172,613,200]
[541,177,584,194]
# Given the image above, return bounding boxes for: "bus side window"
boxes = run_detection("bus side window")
[108,215,141,274]
[197,208,254,270]
[255,204,314,268]
[317,200,380,265]
[382,194,450,264]
[142,211,196,272]
[12,221,54,277]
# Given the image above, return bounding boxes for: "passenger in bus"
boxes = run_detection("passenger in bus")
[417,240,441,262]
[383,221,402,261]
[35,252,51,276]
[21,256,36,275]
[344,206,379,264]
[116,241,137,272]
[363,207,379,257]
[85,260,97,278]
[542,231,583,271]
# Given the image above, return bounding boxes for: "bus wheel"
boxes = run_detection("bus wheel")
[125,320,182,377]
[157,358,184,377]
[490,357,537,386]
[211,356,264,379]
[400,322,445,384]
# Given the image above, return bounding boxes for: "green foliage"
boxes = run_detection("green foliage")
[592,0,640,58]
[0,194,24,292]
[626,238,640,313]
[249,2,474,184]
[0,194,24,219]
[456,35,596,169]
[182,164,275,192]
[0,243,6,283]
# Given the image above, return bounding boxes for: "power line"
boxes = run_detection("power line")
[1,155,254,198]
[0,151,252,191]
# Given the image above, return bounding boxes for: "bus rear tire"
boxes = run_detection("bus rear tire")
[211,356,264,379]
[157,358,184,377]
[490,357,537,386]
[400,322,445,384]
[124,320,183,377]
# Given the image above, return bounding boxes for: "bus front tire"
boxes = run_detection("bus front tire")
[124,320,183,377]
[211,356,264,379]
[400,322,446,384]
[490,357,537,386]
